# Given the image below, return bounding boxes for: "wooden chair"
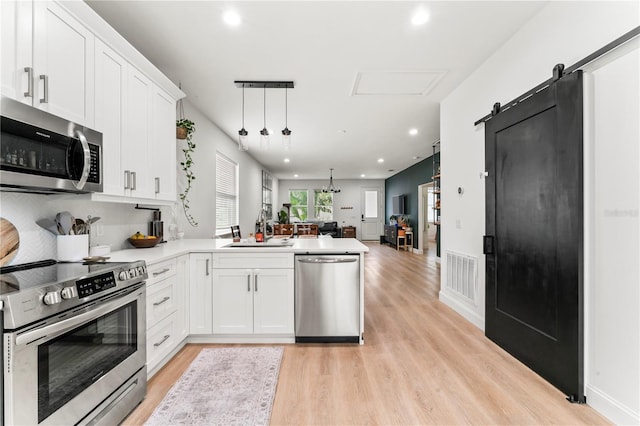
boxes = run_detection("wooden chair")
[273,224,294,236]
[230,225,241,239]
[296,223,318,237]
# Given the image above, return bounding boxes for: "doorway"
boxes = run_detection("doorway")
[360,187,382,240]
[484,71,584,402]
[417,182,437,254]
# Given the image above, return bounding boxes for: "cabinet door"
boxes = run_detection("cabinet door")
[94,39,127,196]
[151,86,176,201]
[1,1,32,102]
[32,1,94,125]
[189,254,212,334]
[124,67,153,198]
[175,254,189,340]
[212,269,254,334]
[253,269,294,334]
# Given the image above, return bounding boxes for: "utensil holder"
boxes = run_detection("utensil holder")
[57,235,88,262]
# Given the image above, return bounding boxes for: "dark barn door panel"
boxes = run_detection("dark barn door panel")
[484,71,584,402]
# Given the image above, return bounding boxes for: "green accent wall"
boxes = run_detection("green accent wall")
[385,152,439,249]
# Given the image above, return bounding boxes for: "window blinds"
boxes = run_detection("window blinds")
[216,153,238,232]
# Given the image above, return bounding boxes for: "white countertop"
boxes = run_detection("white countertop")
[107,237,369,265]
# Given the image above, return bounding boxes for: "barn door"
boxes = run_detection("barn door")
[484,71,584,402]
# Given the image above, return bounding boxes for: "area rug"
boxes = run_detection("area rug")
[145,346,283,426]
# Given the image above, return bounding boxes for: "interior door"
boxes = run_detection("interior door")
[360,188,381,240]
[484,71,584,402]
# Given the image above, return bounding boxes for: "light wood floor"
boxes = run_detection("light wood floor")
[124,242,609,425]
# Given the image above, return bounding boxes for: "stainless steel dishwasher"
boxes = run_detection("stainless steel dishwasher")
[295,254,360,343]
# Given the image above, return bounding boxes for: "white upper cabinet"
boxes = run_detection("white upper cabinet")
[2,1,94,126]
[151,87,177,201]
[94,39,127,196]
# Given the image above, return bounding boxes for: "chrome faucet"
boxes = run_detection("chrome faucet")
[257,208,273,239]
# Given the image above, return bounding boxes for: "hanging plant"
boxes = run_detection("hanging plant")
[176,92,197,227]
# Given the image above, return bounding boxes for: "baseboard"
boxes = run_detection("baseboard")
[438,290,484,331]
[586,384,639,425]
[188,335,296,344]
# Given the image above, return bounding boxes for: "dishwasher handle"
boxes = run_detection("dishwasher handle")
[297,257,358,264]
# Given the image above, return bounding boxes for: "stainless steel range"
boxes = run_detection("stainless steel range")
[0,259,148,425]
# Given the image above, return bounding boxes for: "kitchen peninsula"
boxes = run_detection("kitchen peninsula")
[108,238,368,377]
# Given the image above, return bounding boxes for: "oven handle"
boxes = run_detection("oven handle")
[15,286,142,347]
[72,129,91,190]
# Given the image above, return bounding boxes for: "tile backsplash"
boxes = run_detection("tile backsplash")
[0,192,179,265]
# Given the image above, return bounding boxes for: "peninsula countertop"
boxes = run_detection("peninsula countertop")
[107,237,369,265]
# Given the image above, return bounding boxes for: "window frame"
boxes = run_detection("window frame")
[215,152,239,236]
[313,190,334,221]
[288,189,309,222]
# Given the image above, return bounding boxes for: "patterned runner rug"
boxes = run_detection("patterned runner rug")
[145,347,283,425]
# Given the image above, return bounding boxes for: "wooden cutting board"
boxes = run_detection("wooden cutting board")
[0,218,20,266]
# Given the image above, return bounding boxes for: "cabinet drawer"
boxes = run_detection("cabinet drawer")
[213,252,293,269]
[147,312,178,372]
[147,258,177,286]
[146,276,177,326]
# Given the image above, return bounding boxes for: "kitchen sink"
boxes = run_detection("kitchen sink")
[225,239,294,248]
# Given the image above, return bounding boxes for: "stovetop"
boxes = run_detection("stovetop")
[0,258,148,330]
[0,259,132,295]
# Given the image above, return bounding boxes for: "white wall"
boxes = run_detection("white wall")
[176,100,276,238]
[278,179,385,239]
[440,2,639,423]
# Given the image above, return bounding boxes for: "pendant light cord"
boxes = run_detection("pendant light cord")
[241,84,245,128]
[263,87,267,129]
[285,86,288,128]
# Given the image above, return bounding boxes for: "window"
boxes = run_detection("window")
[289,190,308,222]
[215,153,238,235]
[262,170,273,220]
[314,191,333,221]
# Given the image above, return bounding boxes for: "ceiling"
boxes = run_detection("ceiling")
[85,1,547,180]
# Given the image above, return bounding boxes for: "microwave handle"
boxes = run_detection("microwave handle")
[72,129,91,190]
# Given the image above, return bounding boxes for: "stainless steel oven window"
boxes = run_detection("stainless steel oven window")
[37,300,138,423]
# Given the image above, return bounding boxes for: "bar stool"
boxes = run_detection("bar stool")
[397,229,407,251]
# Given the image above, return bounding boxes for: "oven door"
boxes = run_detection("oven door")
[3,284,145,425]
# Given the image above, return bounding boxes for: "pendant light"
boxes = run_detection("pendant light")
[281,86,291,150]
[322,168,341,193]
[259,87,270,149]
[238,84,249,151]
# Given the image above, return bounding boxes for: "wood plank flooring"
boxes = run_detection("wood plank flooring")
[124,242,609,425]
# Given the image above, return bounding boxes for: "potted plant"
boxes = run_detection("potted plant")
[177,118,197,227]
[278,209,289,224]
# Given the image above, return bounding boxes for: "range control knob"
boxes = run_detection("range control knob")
[118,271,129,281]
[129,268,137,278]
[137,266,145,275]
[43,291,61,305]
[60,286,77,300]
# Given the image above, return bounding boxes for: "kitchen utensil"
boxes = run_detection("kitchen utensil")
[75,218,86,235]
[82,256,110,263]
[0,218,20,266]
[36,218,60,235]
[56,211,74,235]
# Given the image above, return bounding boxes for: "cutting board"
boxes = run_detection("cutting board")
[0,218,20,266]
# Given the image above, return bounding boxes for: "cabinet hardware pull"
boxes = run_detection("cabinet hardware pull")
[39,75,48,104]
[153,296,170,306]
[205,258,210,276]
[155,177,160,194]
[152,268,170,277]
[153,334,170,347]
[254,274,258,292]
[124,170,130,189]
[247,275,251,292]
[131,171,137,190]
[24,67,33,97]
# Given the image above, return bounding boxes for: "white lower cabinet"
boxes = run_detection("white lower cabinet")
[145,256,188,377]
[212,268,294,335]
[189,253,212,334]
[211,253,294,337]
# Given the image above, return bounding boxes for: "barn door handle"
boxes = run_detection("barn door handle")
[483,236,494,255]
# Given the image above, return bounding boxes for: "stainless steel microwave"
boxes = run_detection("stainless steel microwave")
[0,96,102,194]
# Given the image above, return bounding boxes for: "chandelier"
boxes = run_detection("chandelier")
[322,168,341,193]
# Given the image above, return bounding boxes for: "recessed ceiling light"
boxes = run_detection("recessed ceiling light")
[377,158,384,163]
[411,10,429,26]
[409,128,418,136]
[223,11,241,26]
[294,174,299,178]
[284,158,290,163]
[360,174,366,178]
[413,155,421,160]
